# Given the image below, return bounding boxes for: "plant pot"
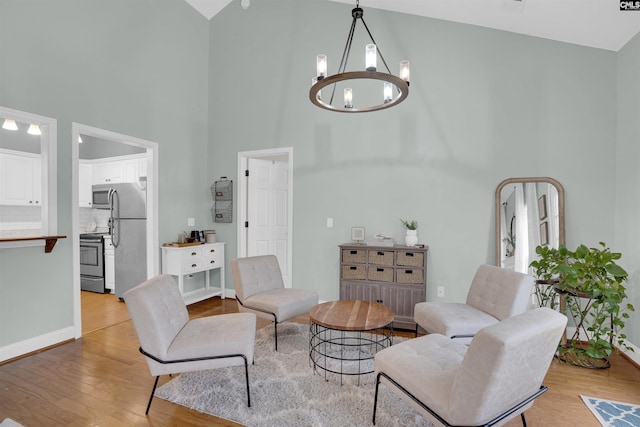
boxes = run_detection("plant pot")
[556,343,610,369]
[405,230,418,246]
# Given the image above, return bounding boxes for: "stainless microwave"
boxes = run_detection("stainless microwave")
[91,185,112,209]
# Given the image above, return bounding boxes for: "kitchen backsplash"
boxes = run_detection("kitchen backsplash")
[80,207,111,231]
[0,206,42,236]
[0,205,111,234]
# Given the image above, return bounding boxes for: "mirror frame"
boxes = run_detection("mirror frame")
[495,177,565,267]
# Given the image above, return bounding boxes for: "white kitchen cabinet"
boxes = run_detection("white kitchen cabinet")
[92,161,123,184]
[78,162,93,207]
[122,159,139,183]
[104,235,115,292]
[0,151,41,206]
[161,242,226,305]
[90,155,145,185]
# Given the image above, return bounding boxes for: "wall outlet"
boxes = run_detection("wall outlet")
[187,217,195,227]
[437,286,445,297]
[326,218,333,228]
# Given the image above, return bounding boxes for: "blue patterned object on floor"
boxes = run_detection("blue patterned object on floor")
[581,395,640,427]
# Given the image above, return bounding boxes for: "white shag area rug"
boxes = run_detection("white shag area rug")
[155,322,431,427]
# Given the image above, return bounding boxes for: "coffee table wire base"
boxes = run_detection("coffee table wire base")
[309,322,393,386]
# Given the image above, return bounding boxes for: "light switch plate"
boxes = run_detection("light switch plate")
[326,218,333,228]
[187,217,195,227]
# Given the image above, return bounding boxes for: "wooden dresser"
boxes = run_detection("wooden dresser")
[339,243,428,330]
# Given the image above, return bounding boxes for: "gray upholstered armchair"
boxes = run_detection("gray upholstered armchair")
[231,255,318,350]
[414,264,535,342]
[373,307,567,426]
[123,274,256,414]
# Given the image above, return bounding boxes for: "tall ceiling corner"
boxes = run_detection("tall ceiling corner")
[184,0,234,20]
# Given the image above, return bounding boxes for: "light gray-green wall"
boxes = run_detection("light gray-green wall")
[0,0,209,347]
[208,2,619,295]
[1,0,637,354]
[615,31,640,347]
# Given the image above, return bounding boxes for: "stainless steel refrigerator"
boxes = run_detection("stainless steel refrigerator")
[93,181,147,300]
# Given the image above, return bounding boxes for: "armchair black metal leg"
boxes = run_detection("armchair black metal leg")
[274,321,278,351]
[145,376,160,415]
[521,413,527,427]
[372,373,382,425]
[414,324,419,337]
[243,357,251,407]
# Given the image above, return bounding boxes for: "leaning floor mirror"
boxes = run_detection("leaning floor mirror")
[495,177,565,274]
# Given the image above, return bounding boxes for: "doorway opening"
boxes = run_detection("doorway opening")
[71,123,158,337]
[237,148,293,288]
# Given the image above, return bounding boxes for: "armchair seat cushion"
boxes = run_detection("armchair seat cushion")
[414,302,499,339]
[375,334,468,417]
[242,288,318,321]
[165,313,256,370]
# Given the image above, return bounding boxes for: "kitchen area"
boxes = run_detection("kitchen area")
[78,135,148,299]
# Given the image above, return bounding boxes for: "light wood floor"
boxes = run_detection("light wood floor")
[1,296,639,426]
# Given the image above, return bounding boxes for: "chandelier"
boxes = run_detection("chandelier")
[309,1,410,113]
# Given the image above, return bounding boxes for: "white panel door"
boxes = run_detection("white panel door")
[247,158,290,287]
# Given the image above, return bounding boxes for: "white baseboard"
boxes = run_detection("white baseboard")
[619,338,640,366]
[0,326,75,363]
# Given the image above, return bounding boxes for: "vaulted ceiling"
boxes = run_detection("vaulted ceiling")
[184,0,640,51]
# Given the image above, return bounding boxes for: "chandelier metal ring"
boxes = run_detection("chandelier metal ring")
[309,71,409,113]
[309,1,411,113]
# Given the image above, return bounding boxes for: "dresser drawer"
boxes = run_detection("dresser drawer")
[397,251,424,267]
[342,265,366,280]
[342,249,367,264]
[396,268,423,284]
[368,266,394,282]
[368,250,394,266]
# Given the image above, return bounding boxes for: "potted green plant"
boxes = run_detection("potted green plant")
[529,242,635,368]
[400,219,418,246]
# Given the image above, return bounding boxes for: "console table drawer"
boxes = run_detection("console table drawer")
[181,247,203,261]
[342,265,366,280]
[182,258,203,273]
[368,266,394,282]
[342,249,367,264]
[368,250,394,266]
[397,251,424,267]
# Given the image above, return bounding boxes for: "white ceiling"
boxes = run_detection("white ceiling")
[184,0,640,52]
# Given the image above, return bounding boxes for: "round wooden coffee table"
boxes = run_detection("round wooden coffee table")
[309,300,394,384]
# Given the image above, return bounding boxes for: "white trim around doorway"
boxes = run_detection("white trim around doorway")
[71,123,159,338]
[237,147,293,288]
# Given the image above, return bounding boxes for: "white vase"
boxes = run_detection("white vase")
[405,229,418,246]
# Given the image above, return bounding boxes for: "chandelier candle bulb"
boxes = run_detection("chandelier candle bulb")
[344,88,353,108]
[383,82,392,103]
[316,54,327,79]
[400,60,410,85]
[365,44,377,71]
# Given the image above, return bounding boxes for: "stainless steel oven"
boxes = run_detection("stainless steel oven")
[80,233,106,293]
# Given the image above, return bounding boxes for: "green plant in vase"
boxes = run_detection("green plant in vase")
[529,242,634,368]
[400,219,418,246]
